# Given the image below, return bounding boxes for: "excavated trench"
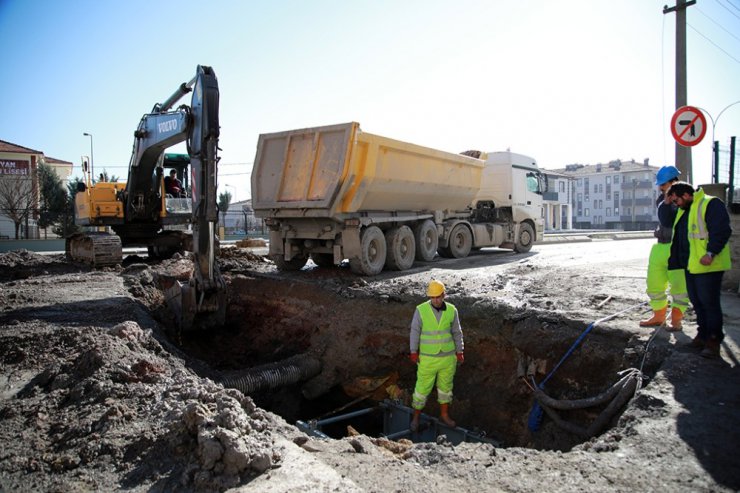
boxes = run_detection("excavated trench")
[177,273,668,452]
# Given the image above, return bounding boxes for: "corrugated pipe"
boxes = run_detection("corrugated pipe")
[219,354,322,395]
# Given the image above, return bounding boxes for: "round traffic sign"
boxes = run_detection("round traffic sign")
[670,105,707,147]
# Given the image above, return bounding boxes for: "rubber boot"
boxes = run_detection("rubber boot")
[410,409,421,432]
[666,307,683,332]
[439,403,456,428]
[700,338,721,359]
[639,307,667,327]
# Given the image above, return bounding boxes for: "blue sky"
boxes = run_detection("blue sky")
[1,0,738,201]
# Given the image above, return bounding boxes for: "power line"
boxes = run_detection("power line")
[715,0,740,18]
[688,23,740,64]
[717,0,740,14]
[696,7,740,43]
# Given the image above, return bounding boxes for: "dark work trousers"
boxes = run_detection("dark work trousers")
[685,270,725,342]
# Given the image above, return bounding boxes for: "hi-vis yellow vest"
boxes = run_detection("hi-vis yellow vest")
[417,301,456,356]
[673,188,731,274]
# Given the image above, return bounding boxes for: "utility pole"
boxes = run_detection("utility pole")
[663,0,696,183]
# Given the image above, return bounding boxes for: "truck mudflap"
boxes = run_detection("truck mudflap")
[65,232,123,267]
[163,267,227,335]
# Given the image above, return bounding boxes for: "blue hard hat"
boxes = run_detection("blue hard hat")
[655,165,681,186]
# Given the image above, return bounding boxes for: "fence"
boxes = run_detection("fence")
[713,136,738,205]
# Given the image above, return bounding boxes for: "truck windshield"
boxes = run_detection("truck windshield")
[526,172,543,194]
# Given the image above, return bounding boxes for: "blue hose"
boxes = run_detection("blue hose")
[528,302,647,432]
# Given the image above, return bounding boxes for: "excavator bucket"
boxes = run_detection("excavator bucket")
[164,271,227,334]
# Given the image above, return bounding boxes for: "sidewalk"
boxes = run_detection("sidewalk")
[541,230,654,244]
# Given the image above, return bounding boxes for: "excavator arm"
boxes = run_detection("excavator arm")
[163,65,227,332]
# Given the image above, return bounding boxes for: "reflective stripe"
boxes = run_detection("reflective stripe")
[437,389,453,404]
[420,349,456,357]
[688,196,708,240]
[412,391,427,410]
[422,329,452,335]
[647,292,668,301]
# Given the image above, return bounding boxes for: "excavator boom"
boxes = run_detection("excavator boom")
[164,65,227,332]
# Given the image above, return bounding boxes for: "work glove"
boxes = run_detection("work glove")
[409,352,419,364]
[456,353,464,363]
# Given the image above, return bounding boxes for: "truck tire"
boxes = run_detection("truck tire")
[311,253,335,268]
[385,225,416,271]
[447,224,473,258]
[413,220,438,262]
[514,223,535,253]
[349,226,386,275]
[272,253,309,271]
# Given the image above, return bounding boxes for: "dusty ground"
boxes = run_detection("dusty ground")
[0,243,739,492]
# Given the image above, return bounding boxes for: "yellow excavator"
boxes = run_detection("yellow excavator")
[67,65,226,330]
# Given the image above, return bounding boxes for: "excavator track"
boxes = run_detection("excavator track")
[65,232,123,267]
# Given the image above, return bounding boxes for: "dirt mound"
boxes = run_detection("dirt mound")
[0,317,284,492]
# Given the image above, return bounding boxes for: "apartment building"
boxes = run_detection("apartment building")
[551,159,660,230]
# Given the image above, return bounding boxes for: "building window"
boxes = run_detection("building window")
[598,200,603,209]
[593,184,597,193]
[599,184,603,193]
[615,207,619,215]
[613,175,619,184]
[585,208,590,217]
[577,178,582,187]
[607,192,611,200]
[606,207,611,216]
[577,193,582,201]
[559,181,565,193]
[606,176,611,185]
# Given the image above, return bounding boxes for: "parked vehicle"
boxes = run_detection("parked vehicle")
[251,122,546,275]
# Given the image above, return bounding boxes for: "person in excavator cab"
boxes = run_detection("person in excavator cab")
[164,169,185,197]
[409,279,464,432]
[639,165,689,331]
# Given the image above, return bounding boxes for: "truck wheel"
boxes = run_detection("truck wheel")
[311,253,335,268]
[272,253,309,271]
[349,226,386,275]
[448,224,473,258]
[413,220,438,262]
[514,223,535,253]
[385,225,416,271]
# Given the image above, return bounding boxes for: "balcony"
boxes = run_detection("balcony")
[619,214,655,223]
[621,197,654,207]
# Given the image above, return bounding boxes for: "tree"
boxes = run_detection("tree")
[37,162,68,238]
[51,178,83,238]
[218,191,232,230]
[96,169,119,183]
[0,175,35,239]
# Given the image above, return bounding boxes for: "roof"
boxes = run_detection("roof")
[549,159,660,176]
[0,139,43,154]
[541,169,573,178]
[44,156,73,165]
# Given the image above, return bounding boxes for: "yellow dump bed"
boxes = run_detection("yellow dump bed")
[251,122,483,218]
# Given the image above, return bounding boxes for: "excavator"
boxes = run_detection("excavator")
[67,65,226,330]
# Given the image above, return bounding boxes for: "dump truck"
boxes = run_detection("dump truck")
[251,122,546,275]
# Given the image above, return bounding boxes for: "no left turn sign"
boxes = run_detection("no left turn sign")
[670,105,707,147]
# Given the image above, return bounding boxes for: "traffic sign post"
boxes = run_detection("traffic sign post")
[670,105,707,147]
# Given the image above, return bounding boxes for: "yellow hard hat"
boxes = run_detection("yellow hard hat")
[427,280,445,297]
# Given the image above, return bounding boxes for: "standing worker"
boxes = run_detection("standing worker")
[640,166,689,331]
[409,280,464,431]
[666,182,732,359]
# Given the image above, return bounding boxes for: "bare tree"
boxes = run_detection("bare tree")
[0,176,35,239]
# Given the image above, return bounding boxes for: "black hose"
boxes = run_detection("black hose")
[219,354,322,395]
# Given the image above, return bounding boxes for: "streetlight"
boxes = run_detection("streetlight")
[696,101,740,182]
[83,132,94,180]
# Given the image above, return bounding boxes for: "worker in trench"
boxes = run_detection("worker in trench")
[639,165,689,331]
[409,280,464,431]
